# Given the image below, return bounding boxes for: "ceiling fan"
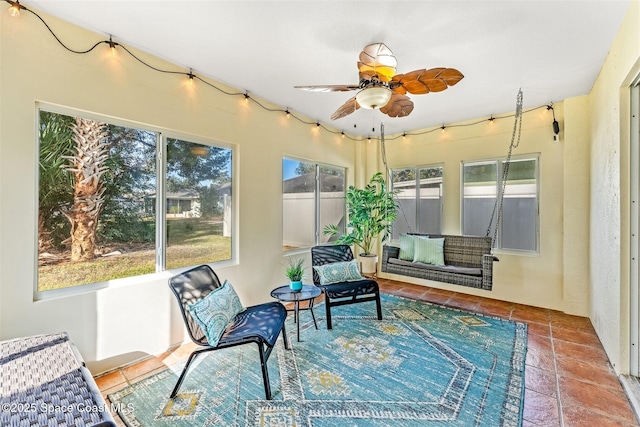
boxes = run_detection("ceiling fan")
[295,43,464,120]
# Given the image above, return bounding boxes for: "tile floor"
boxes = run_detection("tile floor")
[95,279,640,427]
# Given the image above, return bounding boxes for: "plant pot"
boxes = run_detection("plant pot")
[289,280,303,291]
[358,253,378,274]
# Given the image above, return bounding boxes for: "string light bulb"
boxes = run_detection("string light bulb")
[489,115,495,123]
[244,92,250,103]
[187,69,195,86]
[341,131,345,139]
[8,0,23,17]
[441,124,446,132]
[285,109,290,119]
[108,36,118,56]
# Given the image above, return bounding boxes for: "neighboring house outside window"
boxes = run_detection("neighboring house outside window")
[282,158,345,251]
[37,107,232,293]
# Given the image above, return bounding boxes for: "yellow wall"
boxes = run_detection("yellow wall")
[588,0,640,374]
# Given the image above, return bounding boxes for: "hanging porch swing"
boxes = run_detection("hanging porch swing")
[380,89,524,290]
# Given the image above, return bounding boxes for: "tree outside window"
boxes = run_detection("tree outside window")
[37,109,232,292]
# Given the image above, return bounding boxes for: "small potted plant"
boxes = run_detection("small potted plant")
[284,258,305,291]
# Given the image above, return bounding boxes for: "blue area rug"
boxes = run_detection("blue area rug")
[109,293,527,426]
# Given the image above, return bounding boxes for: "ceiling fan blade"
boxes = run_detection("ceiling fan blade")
[294,84,360,93]
[357,43,397,82]
[380,94,414,118]
[391,68,464,95]
[331,96,360,120]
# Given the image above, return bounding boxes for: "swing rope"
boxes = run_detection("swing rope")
[485,88,524,244]
[381,123,414,233]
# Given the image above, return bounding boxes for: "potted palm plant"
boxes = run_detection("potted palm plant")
[284,257,305,291]
[323,172,398,274]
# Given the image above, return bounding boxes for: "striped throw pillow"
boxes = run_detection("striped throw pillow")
[413,237,445,266]
[399,234,418,261]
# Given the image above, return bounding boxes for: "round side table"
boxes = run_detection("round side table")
[270,284,321,342]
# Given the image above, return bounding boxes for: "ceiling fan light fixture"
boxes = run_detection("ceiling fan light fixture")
[356,86,392,110]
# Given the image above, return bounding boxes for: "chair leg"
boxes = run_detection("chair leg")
[257,343,272,400]
[375,292,383,320]
[281,322,290,350]
[325,297,333,330]
[170,349,204,398]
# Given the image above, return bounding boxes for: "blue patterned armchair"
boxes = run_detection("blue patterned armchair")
[168,265,289,400]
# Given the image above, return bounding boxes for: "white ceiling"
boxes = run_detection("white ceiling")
[24,0,631,137]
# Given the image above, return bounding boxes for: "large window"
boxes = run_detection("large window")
[462,157,538,251]
[282,159,345,250]
[37,108,232,292]
[391,166,443,238]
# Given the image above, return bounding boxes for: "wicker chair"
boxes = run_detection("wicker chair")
[311,245,383,329]
[168,265,289,400]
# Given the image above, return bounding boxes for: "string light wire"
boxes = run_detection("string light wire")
[3,0,557,142]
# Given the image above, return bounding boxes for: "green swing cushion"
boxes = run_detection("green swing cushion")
[413,237,445,266]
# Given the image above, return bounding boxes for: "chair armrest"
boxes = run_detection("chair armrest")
[482,254,498,287]
[381,245,399,272]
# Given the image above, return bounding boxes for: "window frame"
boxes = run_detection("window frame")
[461,154,540,254]
[34,103,235,300]
[390,164,444,239]
[282,157,346,252]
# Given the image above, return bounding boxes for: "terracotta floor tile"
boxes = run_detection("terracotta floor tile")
[527,322,551,337]
[477,302,513,319]
[552,326,603,348]
[421,291,452,305]
[525,365,558,397]
[479,297,514,309]
[562,405,639,427]
[527,333,553,354]
[549,312,596,334]
[379,282,404,293]
[553,339,610,365]
[392,286,430,300]
[445,294,481,312]
[523,388,560,425]
[556,355,622,391]
[559,376,637,423]
[510,306,550,324]
[526,347,556,372]
[94,369,127,391]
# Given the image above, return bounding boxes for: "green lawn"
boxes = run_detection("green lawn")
[38,219,231,291]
